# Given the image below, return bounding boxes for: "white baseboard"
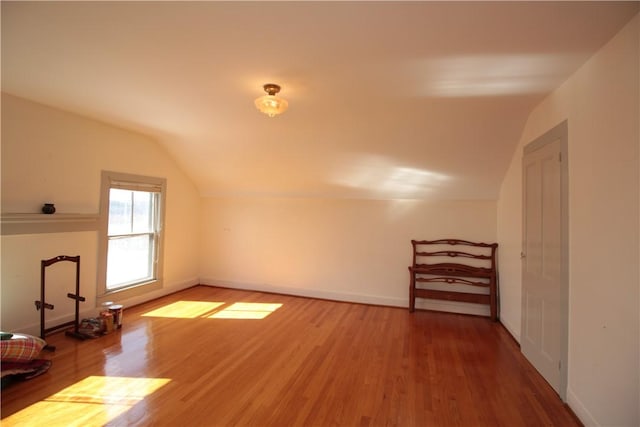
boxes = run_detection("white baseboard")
[14,277,199,337]
[498,316,521,343]
[414,298,490,317]
[567,386,599,426]
[114,277,199,310]
[199,278,407,308]
[200,278,494,320]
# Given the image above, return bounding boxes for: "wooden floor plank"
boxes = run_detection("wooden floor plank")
[1,285,580,426]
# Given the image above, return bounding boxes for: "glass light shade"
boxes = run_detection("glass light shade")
[254,95,288,117]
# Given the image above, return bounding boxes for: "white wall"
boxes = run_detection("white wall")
[497,14,639,427]
[0,94,201,334]
[200,196,496,314]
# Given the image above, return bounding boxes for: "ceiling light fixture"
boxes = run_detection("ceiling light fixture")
[254,83,288,117]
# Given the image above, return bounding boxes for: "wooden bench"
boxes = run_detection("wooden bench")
[408,239,499,321]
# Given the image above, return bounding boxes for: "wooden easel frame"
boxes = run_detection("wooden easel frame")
[35,255,86,350]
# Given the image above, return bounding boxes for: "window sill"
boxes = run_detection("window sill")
[0,213,100,235]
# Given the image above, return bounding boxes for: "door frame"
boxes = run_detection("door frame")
[522,120,569,400]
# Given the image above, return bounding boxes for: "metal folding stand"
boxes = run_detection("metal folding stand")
[34,255,86,351]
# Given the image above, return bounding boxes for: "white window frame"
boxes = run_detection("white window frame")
[97,171,166,305]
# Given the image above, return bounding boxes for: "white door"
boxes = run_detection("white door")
[521,124,567,398]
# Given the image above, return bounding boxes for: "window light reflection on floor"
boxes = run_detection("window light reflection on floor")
[141,301,283,320]
[141,301,225,318]
[210,302,283,319]
[2,376,170,426]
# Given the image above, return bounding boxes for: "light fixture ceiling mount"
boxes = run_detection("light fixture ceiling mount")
[255,83,288,117]
[262,83,281,96]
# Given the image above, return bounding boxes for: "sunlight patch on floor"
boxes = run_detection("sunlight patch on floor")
[2,376,170,427]
[139,300,283,320]
[209,302,283,319]
[141,301,225,318]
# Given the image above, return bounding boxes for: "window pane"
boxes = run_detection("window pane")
[132,191,154,233]
[108,189,132,236]
[106,235,154,289]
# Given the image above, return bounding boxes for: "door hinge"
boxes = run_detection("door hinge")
[558,152,562,162]
[558,360,562,370]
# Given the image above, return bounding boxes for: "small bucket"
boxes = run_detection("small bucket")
[108,304,124,329]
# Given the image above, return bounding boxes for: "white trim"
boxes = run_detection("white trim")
[1,213,99,235]
[109,277,198,312]
[499,316,521,343]
[415,298,490,317]
[96,171,167,307]
[200,278,499,317]
[199,278,407,307]
[567,386,598,426]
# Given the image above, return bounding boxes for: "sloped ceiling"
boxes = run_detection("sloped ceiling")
[2,1,638,200]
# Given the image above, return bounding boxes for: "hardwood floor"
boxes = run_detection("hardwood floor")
[1,285,580,426]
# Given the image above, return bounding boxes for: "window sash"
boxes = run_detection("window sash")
[106,188,160,289]
[106,233,157,290]
[108,189,159,236]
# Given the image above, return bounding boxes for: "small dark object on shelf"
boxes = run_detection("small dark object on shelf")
[42,203,56,214]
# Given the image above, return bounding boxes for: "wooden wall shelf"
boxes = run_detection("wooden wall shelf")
[0,213,100,235]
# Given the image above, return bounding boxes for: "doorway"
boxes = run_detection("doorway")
[521,121,569,399]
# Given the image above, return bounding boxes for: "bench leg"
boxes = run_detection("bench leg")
[409,272,415,312]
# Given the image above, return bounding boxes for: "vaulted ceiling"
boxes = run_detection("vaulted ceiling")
[2,2,638,200]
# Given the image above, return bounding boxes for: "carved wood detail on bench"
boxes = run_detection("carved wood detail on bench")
[408,239,499,321]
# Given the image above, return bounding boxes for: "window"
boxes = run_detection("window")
[97,171,166,304]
